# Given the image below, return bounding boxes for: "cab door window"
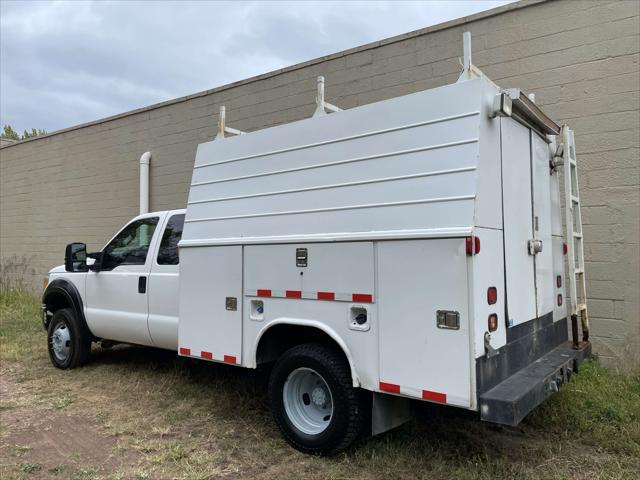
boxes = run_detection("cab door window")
[101,217,159,270]
[157,214,185,265]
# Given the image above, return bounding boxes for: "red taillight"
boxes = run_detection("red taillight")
[466,236,480,255]
[488,314,498,332]
[563,243,568,255]
[487,287,497,305]
[556,275,562,288]
[557,294,563,306]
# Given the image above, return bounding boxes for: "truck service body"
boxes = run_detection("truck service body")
[42,35,591,454]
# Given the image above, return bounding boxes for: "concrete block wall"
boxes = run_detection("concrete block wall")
[1,0,638,369]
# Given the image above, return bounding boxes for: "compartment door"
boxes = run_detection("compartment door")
[531,133,554,318]
[178,246,243,364]
[501,118,537,327]
[378,239,471,408]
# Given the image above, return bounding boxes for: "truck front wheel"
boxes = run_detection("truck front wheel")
[47,308,91,369]
[268,343,363,455]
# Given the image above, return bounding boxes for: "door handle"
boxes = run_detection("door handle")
[138,276,147,294]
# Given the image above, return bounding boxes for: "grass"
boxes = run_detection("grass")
[1,288,639,479]
[18,462,41,474]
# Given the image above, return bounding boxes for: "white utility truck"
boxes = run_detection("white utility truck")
[42,34,591,454]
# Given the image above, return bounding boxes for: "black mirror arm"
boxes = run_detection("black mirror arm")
[87,252,104,272]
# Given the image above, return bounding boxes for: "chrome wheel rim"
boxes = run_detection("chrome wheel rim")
[283,367,333,435]
[51,323,71,362]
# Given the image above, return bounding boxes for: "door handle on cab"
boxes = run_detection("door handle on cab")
[138,276,147,294]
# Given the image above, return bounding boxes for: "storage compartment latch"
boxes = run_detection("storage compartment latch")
[436,310,460,330]
[528,239,543,255]
[296,248,308,267]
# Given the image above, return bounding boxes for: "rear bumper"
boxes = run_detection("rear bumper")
[479,341,591,426]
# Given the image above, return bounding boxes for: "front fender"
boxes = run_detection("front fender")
[42,279,94,339]
[252,318,361,387]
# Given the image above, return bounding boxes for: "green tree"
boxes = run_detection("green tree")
[1,125,20,140]
[1,124,47,141]
[22,128,47,139]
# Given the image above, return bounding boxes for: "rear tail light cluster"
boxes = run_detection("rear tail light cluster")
[563,243,568,255]
[556,276,563,306]
[487,287,497,305]
[488,314,498,332]
[487,286,498,331]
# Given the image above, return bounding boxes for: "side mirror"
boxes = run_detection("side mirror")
[65,243,87,272]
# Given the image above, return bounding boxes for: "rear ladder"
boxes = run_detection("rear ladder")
[558,125,589,347]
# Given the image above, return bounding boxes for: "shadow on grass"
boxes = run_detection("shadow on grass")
[86,344,561,460]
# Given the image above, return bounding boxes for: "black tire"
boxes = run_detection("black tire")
[47,308,91,369]
[268,343,363,455]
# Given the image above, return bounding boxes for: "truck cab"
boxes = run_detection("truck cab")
[43,209,185,356]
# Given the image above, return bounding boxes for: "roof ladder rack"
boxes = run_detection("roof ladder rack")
[216,106,245,140]
[313,76,342,117]
[559,125,589,348]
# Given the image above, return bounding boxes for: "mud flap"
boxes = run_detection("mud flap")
[371,392,412,436]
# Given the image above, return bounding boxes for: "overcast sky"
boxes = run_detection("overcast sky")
[1,0,513,134]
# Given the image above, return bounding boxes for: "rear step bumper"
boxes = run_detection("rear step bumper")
[479,341,591,426]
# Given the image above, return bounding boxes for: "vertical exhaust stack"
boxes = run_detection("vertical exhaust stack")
[139,151,151,214]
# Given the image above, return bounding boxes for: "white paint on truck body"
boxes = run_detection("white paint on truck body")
[46,72,567,416]
[181,80,484,247]
[177,76,528,409]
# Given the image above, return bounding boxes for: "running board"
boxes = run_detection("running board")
[479,341,591,426]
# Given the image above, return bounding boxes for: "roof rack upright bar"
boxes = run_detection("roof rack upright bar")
[216,106,245,140]
[463,31,472,72]
[313,76,342,117]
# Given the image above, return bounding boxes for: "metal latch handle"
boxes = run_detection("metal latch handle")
[528,239,543,255]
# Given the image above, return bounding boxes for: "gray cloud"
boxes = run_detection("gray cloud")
[0,0,512,133]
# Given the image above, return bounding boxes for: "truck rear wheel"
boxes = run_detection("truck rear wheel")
[268,343,363,455]
[47,308,91,369]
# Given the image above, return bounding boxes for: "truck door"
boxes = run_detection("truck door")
[501,119,537,327]
[147,212,184,350]
[85,214,164,346]
[531,133,554,318]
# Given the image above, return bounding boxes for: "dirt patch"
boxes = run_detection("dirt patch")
[0,368,139,478]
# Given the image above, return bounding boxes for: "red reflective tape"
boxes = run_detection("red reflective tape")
[223,355,237,364]
[286,290,302,299]
[201,351,212,360]
[352,293,373,303]
[422,390,447,404]
[179,347,191,356]
[317,291,335,301]
[379,382,401,394]
[257,289,272,297]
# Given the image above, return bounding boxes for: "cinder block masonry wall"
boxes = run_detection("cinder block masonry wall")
[1,0,638,369]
